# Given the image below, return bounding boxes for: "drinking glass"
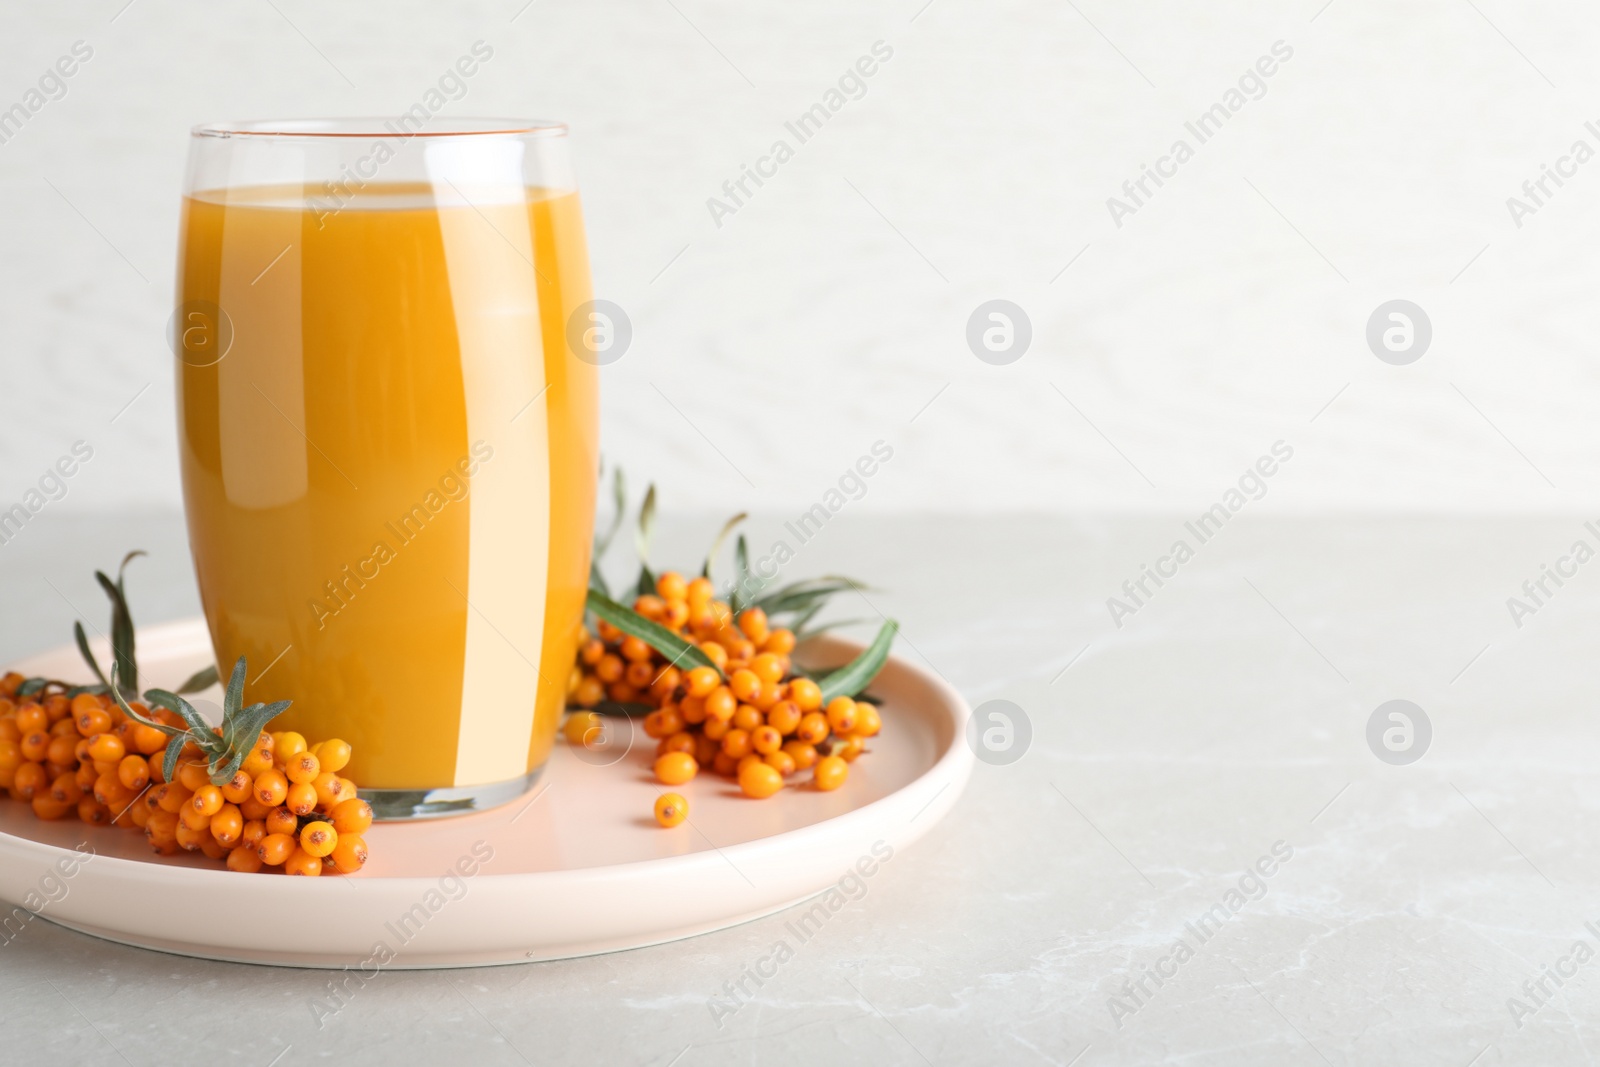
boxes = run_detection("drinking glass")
[175,118,597,818]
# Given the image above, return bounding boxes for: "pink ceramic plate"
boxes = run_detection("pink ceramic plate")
[0,618,972,968]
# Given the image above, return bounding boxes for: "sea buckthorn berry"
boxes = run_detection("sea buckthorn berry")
[656,571,688,602]
[198,837,230,861]
[763,628,797,655]
[751,682,782,712]
[620,635,653,663]
[175,817,210,846]
[127,799,152,829]
[43,694,71,722]
[643,707,684,739]
[284,847,322,876]
[180,803,214,831]
[826,698,859,735]
[272,731,307,764]
[313,772,348,809]
[32,796,71,820]
[0,738,19,773]
[732,704,763,732]
[210,804,243,846]
[796,713,830,745]
[74,705,111,738]
[596,654,625,684]
[54,716,83,738]
[130,722,166,755]
[241,819,266,850]
[94,774,132,808]
[782,740,818,771]
[284,750,320,784]
[720,729,752,760]
[254,769,288,807]
[686,576,713,606]
[712,751,739,777]
[330,833,368,874]
[300,821,338,858]
[853,703,882,737]
[78,797,110,825]
[16,704,48,735]
[579,638,605,666]
[704,687,737,722]
[632,595,665,620]
[654,793,688,828]
[750,654,785,685]
[220,770,252,804]
[625,660,656,689]
[699,641,729,671]
[764,750,796,776]
[659,732,696,757]
[118,754,150,791]
[20,732,48,762]
[662,601,690,630]
[573,676,606,706]
[337,777,358,803]
[703,717,730,742]
[49,772,84,805]
[265,806,298,835]
[729,669,761,703]
[564,712,603,747]
[833,736,865,762]
[316,738,352,774]
[178,760,211,792]
[686,667,720,698]
[788,678,823,711]
[751,725,783,755]
[331,798,374,836]
[694,733,719,767]
[190,785,223,817]
[738,760,783,799]
[737,607,769,644]
[285,781,318,816]
[88,731,125,763]
[227,847,263,874]
[257,833,295,866]
[649,665,681,697]
[654,751,698,786]
[813,755,848,791]
[47,735,78,766]
[767,700,802,736]
[679,695,707,725]
[239,797,272,821]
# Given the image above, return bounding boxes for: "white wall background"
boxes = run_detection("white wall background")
[1,0,1596,517]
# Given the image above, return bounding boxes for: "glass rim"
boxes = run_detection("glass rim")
[190,117,569,140]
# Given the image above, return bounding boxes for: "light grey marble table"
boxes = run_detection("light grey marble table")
[0,512,1594,1066]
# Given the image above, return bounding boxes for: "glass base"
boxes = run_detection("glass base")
[360,765,546,822]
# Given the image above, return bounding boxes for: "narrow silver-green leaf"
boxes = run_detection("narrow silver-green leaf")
[106,670,184,738]
[700,511,748,580]
[73,622,110,690]
[162,739,185,785]
[594,466,628,557]
[586,590,721,676]
[816,619,898,702]
[144,687,211,736]
[633,483,657,567]
[175,664,218,694]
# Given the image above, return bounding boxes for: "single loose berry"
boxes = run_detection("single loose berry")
[654,793,688,828]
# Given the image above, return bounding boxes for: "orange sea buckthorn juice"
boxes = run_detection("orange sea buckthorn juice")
[175,120,597,816]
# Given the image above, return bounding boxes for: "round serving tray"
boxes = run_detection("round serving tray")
[0,617,972,968]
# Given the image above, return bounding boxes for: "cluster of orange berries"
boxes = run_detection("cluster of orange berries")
[564,573,882,824]
[0,672,371,876]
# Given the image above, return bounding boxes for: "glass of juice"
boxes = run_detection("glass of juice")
[175,119,597,819]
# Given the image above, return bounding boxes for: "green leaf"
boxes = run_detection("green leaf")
[95,556,142,698]
[15,677,48,698]
[634,563,657,599]
[105,671,184,739]
[175,664,218,694]
[586,590,721,676]
[162,740,185,786]
[144,687,212,737]
[594,466,627,558]
[816,619,898,702]
[730,534,757,613]
[73,622,110,690]
[700,512,748,580]
[634,483,657,567]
